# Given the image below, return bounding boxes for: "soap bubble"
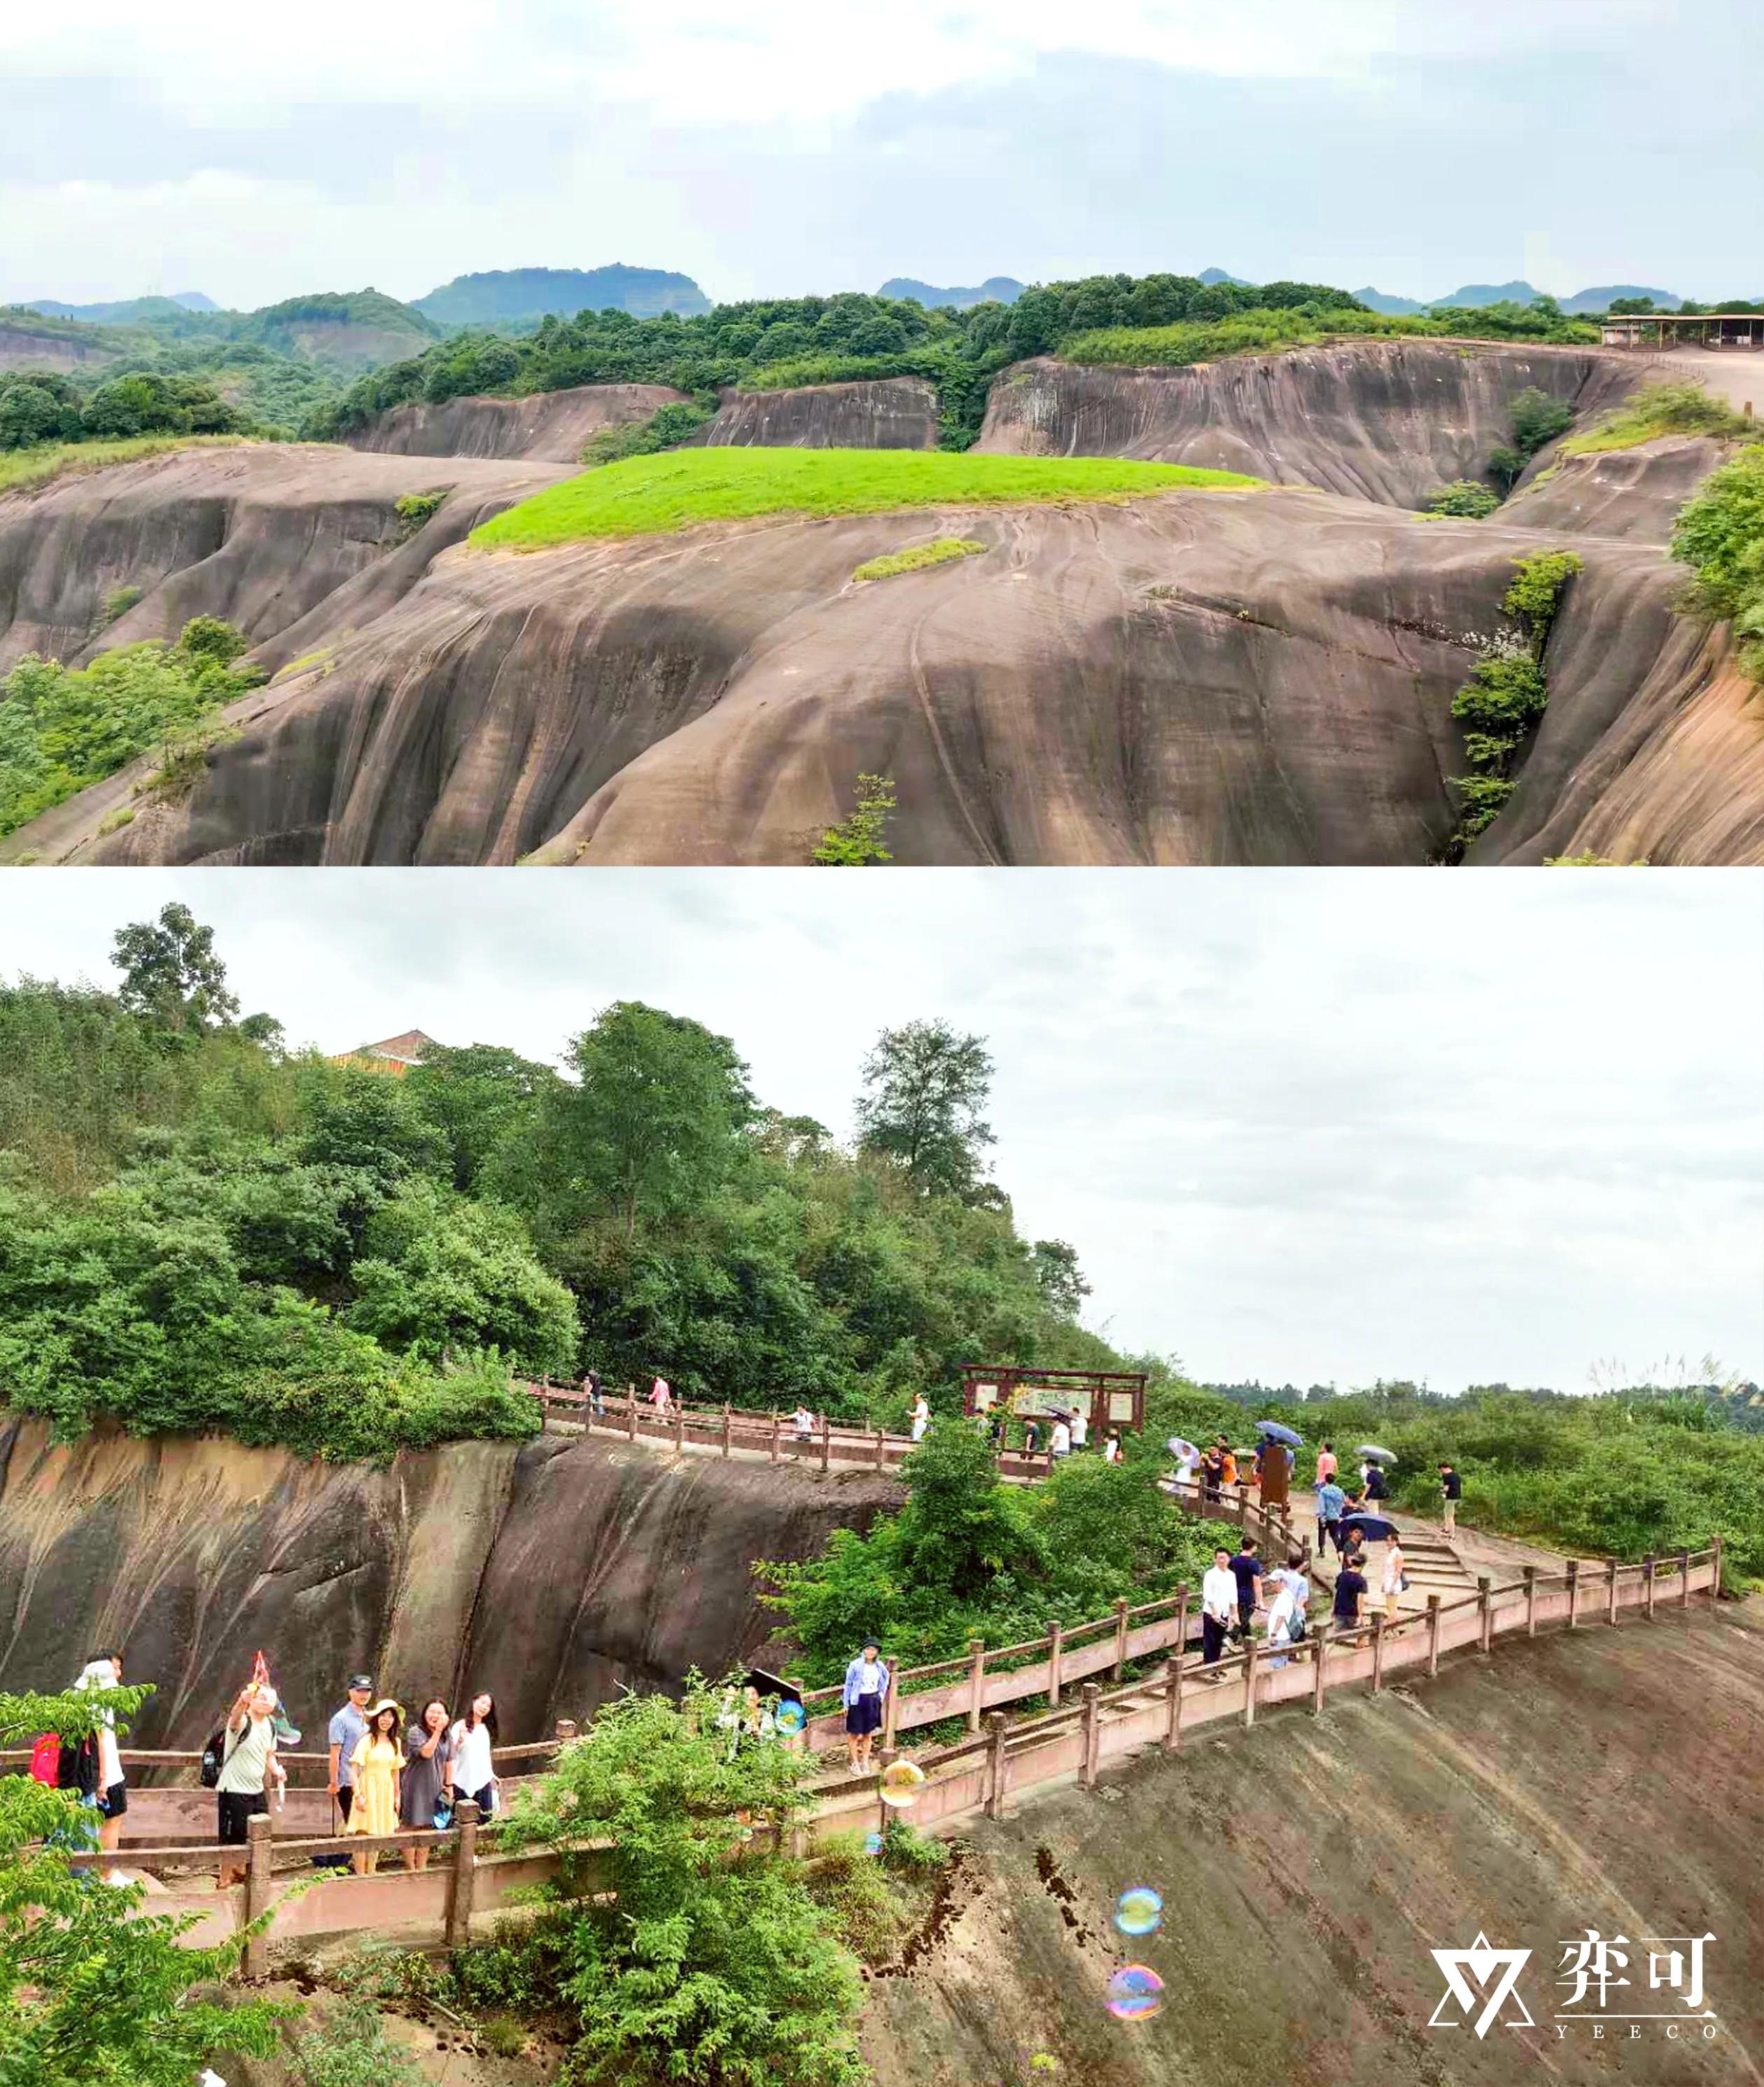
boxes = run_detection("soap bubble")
[775,1700,806,1735]
[878,1759,927,1808]
[1105,1965,1165,2023]
[863,1830,883,1855]
[1113,1887,1163,1937]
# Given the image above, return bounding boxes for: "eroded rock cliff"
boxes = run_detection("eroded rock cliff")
[345,385,690,463]
[694,377,939,449]
[0,1417,899,1745]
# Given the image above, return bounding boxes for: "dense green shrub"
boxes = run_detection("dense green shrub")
[1672,442,1764,677]
[813,773,897,866]
[0,618,263,837]
[1426,480,1502,519]
[1564,381,1753,455]
[580,399,713,465]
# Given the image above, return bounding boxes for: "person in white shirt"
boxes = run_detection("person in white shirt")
[446,1692,499,1818]
[793,1405,815,1444]
[1381,1538,1406,1619]
[74,1652,127,1851]
[1050,1417,1072,1457]
[909,1395,930,1443]
[1200,1550,1238,1677]
[1265,1574,1298,1668]
[1102,1431,1123,1464]
[1070,1405,1088,1451]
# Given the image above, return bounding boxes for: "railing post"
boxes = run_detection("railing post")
[1310,1623,1329,1713]
[1710,1536,1722,1604]
[446,1798,480,1948]
[874,1426,885,1473]
[1524,1566,1538,1637]
[1173,1585,1189,1674]
[820,1413,831,1475]
[1047,1619,1063,1708]
[1371,1612,1386,1693]
[984,1711,1009,1821]
[1478,1575,1493,1654]
[1606,1558,1620,1626]
[673,1401,685,1455]
[1236,1482,1248,1526]
[721,1404,731,1458]
[1242,1640,1259,1729]
[769,1410,780,1464]
[1427,1594,1441,1677]
[1679,1548,1691,1610]
[1643,1554,1656,1620]
[1080,1684,1101,1788]
[1566,1558,1580,1629]
[882,1659,899,1748]
[967,1639,986,1734]
[1111,1596,1130,1682]
[244,1811,274,1979]
[627,1393,638,1442]
[1163,1657,1184,1753]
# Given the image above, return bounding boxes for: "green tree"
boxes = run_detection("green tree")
[497,1681,866,2086]
[111,902,238,1034]
[0,1680,288,2085]
[812,774,896,866]
[1509,386,1576,458]
[405,1042,564,1191]
[1031,1238,1090,1320]
[546,1003,755,1243]
[855,1019,995,1199]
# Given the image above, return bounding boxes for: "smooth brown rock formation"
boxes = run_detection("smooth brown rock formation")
[860,1607,1764,2085]
[976,340,1636,507]
[0,1415,900,1745]
[1502,434,1736,543]
[694,376,939,449]
[346,383,690,461]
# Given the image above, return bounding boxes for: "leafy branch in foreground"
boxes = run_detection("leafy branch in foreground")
[813,773,897,866]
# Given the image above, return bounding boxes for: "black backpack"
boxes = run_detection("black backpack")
[200,1729,226,1788]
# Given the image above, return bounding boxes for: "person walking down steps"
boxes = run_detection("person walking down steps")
[1438,1461,1462,1534]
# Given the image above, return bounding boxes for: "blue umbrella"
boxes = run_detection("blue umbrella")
[1256,1421,1303,1447]
[1340,1513,1400,1542]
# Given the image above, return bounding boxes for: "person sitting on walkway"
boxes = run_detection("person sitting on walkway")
[1332,1553,1368,1630]
[842,1640,889,1773]
[1439,1461,1462,1533]
[1228,1537,1263,1639]
[1315,1475,1347,1557]
[400,1699,453,1871]
[1200,1549,1238,1678]
[345,1699,402,1876]
[216,1683,279,1890]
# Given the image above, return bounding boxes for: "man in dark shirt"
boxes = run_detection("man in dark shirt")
[1228,1538,1263,1637]
[1332,1554,1368,1626]
[1438,1461,1462,1534]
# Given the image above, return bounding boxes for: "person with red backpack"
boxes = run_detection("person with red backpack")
[73,1652,128,1850]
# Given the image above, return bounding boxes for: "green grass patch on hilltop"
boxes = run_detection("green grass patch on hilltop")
[1562,380,1754,456]
[470,446,1258,548]
[0,433,250,497]
[1060,305,1600,370]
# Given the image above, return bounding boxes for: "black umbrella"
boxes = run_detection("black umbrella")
[742,1668,805,1706]
[1340,1513,1400,1542]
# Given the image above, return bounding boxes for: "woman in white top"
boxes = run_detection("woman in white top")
[1382,1538,1406,1619]
[74,1653,127,1851]
[1069,1407,1088,1450]
[1265,1576,1298,1668]
[446,1691,500,1818]
[1050,1417,1072,1457]
[1101,1431,1123,1464]
[909,1396,930,1443]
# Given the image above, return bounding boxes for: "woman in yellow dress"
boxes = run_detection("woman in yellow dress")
[346,1699,402,1874]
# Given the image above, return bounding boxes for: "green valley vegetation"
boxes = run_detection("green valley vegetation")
[469,447,1257,549]
[0,617,265,839]
[813,773,897,866]
[0,1677,288,2084]
[850,537,987,582]
[1445,549,1583,850]
[1424,480,1503,519]
[489,1681,869,2086]
[0,431,249,497]
[0,925,1123,1459]
[307,271,1588,456]
[0,367,251,451]
[761,1419,1222,1678]
[1562,379,1755,456]
[1672,441,1764,678]
[1058,305,1597,370]
[579,399,714,465]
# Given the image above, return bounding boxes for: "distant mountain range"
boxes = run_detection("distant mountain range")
[412,266,710,325]
[879,276,1026,309]
[24,291,218,323]
[1353,279,1683,316]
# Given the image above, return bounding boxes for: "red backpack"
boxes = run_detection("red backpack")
[29,1733,61,1785]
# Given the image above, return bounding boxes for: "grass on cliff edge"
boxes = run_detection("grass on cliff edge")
[468,446,1259,547]
[0,433,251,496]
[1560,380,1754,456]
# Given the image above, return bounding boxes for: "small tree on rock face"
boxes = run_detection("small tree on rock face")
[855,1018,995,1200]
[812,773,896,866]
[0,1681,288,2086]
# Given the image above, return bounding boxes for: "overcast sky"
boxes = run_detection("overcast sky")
[4,870,1758,1392]
[3,1,1757,309]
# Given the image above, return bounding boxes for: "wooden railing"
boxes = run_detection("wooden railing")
[39,1541,1719,1971]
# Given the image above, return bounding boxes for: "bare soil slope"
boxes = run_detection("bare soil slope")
[862,1607,1764,2087]
[346,383,690,461]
